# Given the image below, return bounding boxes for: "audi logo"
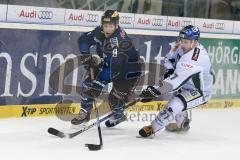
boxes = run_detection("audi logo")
[120,16,132,24]
[152,18,163,26]
[215,23,225,30]
[38,11,53,20]
[182,20,192,27]
[86,14,99,22]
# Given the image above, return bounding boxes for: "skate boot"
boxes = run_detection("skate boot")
[105,113,127,128]
[165,118,190,132]
[139,125,154,137]
[71,108,90,125]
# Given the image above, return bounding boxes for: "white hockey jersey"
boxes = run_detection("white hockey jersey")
[163,43,214,98]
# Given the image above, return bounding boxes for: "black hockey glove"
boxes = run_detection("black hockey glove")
[81,54,104,68]
[140,86,161,103]
[164,69,174,79]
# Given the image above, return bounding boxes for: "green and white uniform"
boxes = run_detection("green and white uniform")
[152,43,215,132]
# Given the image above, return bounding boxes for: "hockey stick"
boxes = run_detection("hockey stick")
[84,66,103,151]
[85,97,102,150]
[47,98,140,139]
[48,82,174,138]
[74,65,103,150]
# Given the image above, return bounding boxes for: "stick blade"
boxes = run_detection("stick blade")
[85,144,102,151]
[48,127,66,138]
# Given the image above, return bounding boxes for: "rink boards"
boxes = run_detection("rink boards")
[0,99,240,118]
[1,23,240,118]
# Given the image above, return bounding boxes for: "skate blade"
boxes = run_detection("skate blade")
[136,135,154,139]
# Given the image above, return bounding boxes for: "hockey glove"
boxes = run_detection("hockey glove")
[140,86,161,102]
[81,54,104,68]
[164,69,175,79]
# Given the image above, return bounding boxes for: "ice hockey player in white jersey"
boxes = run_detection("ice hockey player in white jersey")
[138,25,215,137]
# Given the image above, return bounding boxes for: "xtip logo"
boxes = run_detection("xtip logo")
[21,106,37,117]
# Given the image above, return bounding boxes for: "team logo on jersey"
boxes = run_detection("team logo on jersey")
[110,37,119,47]
[180,63,193,68]
[103,42,115,52]
[119,40,132,51]
[103,38,118,54]
[192,48,200,61]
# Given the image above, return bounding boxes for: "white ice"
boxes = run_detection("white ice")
[0,108,240,160]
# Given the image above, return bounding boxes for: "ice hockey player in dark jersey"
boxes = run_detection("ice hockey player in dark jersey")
[71,10,141,128]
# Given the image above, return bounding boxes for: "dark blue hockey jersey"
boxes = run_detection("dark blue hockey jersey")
[78,26,141,83]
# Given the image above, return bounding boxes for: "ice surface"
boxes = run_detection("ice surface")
[0,108,240,160]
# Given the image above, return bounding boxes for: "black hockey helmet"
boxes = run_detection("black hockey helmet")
[101,10,119,26]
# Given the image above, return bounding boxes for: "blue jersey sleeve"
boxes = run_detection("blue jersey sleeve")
[78,26,101,54]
